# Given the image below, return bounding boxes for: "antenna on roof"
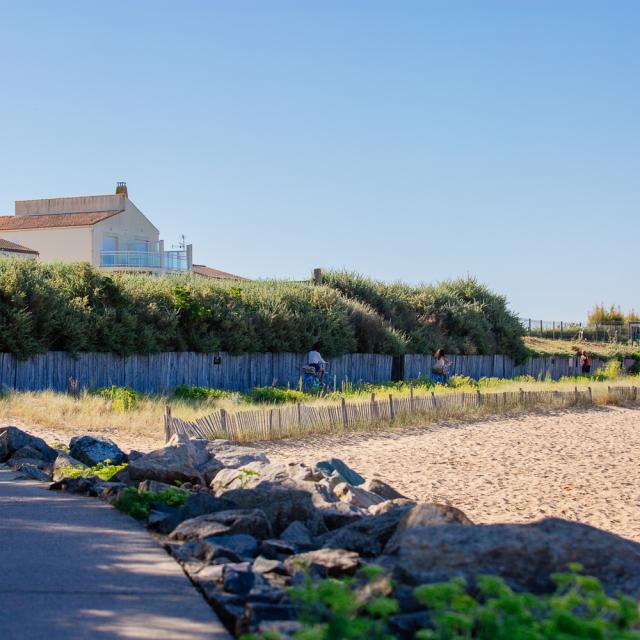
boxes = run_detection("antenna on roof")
[172,234,186,250]
[115,181,128,197]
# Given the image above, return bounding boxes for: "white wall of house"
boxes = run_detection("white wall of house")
[92,202,160,266]
[0,227,93,262]
[0,249,38,260]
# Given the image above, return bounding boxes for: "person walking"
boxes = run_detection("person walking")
[580,349,591,375]
[432,348,449,384]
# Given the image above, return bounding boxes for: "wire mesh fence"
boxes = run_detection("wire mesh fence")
[519,318,640,344]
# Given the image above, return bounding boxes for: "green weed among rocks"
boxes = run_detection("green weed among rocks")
[242,564,640,640]
[59,459,127,482]
[113,487,188,520]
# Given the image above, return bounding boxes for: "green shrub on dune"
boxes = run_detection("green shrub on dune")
[0,260,524,360]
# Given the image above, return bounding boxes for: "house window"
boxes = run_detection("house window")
[129,240,149,254]
[102,236,117,252]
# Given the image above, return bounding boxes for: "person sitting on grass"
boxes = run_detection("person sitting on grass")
[307,342,327,383]
[432,348,449,384]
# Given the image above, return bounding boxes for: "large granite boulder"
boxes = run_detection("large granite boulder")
[362,478,408,501]
[379,517,640,596]
[284,548,360,578]
[170,509,273,541]
[211,462,289,494]
[208,444,269,469]
[385,503,473,552]
[315,458,365,486]
[0,427,57,464]
[69,435,127,466]
[222,482,322,536]
[127,436,212,484]
[150,492,235,534]
[333,482,386,509]
[318,502,414,556]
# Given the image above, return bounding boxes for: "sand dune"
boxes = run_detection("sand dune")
[262,406,640,542]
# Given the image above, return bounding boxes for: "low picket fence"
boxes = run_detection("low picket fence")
[164,384,639,443]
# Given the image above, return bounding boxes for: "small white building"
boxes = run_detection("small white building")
[0,183,191,274]
[0,238,39,260]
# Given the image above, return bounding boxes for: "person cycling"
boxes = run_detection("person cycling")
[306,342,327,384]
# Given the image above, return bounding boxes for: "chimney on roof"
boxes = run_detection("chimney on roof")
[115,181,128,197]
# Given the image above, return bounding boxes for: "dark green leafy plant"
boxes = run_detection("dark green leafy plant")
[174,385,230,401]
[242,564,640,640]
[113,486,188,520]
[245,386,308,404]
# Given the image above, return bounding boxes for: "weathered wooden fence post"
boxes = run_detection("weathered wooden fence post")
[341,397,349,429]
[409,383,415,412]
[163,405,172,443]
[477,389,482,406]
[389,394,395,419]
[431,391,437,408]
[269,409,274,438]
[297,402,302,429]
[371,393,378,419]
[313,268,322,286]
[519,388,525,406]
[588,387,593,403]
[574,386,579,405]
[220,408,229,438]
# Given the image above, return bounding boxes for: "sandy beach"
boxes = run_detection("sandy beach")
[262,406,640,542]
[7,405,639,542]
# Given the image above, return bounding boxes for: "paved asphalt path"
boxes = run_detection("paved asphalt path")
[0,467,230,640]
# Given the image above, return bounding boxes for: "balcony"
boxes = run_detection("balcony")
[100,250,190,272]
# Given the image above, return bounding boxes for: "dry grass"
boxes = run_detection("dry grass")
[523,336,639,360]
[1,377,636,450]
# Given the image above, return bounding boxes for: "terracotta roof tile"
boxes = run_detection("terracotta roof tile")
[0,210,123,230]
[0,238,39,254]
[192,264,246,280]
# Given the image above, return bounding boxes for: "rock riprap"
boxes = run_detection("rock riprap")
[4,425,640,638]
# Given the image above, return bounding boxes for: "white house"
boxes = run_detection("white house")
[0,182,194,274]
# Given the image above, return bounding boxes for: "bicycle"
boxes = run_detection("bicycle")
[302,363,332,395]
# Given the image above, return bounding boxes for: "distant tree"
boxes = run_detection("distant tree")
[588,304,627,324]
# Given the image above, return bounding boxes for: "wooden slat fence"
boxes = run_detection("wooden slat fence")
[0,351,617,394]
[165,384,639,443]
[0,352,393,394]
[403,354,606,381]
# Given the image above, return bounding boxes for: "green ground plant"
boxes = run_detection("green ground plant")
[113,486,188,520]
[242,565,640,640]
[173,385,232,402]
[91,385,141,412]
[245,386,308,404]
[59,459,127,481]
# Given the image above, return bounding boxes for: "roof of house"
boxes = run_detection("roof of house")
[0,238,39,254]
[0,210,123,230]
[192,264,246,280]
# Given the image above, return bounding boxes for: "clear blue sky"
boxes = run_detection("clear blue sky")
[1,1,638,321]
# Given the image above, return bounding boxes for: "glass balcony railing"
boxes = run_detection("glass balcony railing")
[100,251,189,271]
